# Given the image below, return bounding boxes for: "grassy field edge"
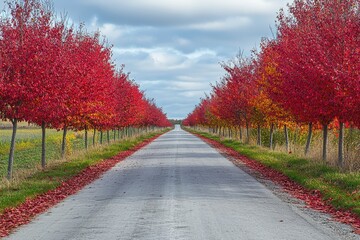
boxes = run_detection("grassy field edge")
[184,127,360,217]
[0,129,171,214]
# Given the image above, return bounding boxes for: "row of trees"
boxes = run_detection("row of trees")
[183,0,359,168]
[0,0,171,179]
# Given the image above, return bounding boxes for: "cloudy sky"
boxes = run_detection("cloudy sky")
[3,0,291,119]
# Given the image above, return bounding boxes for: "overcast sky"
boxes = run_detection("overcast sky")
[2,0,291,119]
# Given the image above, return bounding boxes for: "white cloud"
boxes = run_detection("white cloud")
[99,23,123,40]
[113,47,217,71]
[174,37,191,46]
[179,91,206,98]
[187,16,251,31]
[140,80,164,85]
[176,76,203,82]
[186,49,217,59]
[170,81,208,91]
[149,51,185,67]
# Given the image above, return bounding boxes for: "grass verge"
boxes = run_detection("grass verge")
[0,129,169,214]
[186,128,360,217]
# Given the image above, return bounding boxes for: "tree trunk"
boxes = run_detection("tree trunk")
[41,121,46,169]
[84,126,88,150]
[93,129,96,147]
[113,129,116,141]
[304,122,312,156]
[239,127,243,142]
[338,122,344,168]
[257,124,261,146]
[7,119,18,179]
[269,123,274,149]
[322,124,328,162]
[100,131,103,144]
[61,126,67,158]
[246,121,250,144]
[107,130,110,144]
[284,125,289,153]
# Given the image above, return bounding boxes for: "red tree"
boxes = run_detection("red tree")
[0,0,60,178]
[274,0,360,162]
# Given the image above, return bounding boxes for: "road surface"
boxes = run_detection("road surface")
[6,126,352,239]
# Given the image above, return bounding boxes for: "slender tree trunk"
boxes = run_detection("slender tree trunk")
[84,126,88,150]
[246,121,250,144]
[304,122,313,156]
[61,126,67,158]
[7,119,18,179]
[113,129,116,141]
[93,129,96,147]
[41,121,46,169]
[284,125,289,153]
[100,131,103,144]
[107,130,110,144]
[322,124,328,162]
[239,127,243,142]
[257,124,261,146]
[270,123,274,149]
[338,122,344,168]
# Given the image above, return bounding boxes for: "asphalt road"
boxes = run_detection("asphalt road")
[6,126,347,239]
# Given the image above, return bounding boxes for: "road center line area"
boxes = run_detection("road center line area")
[6,126,353,240]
